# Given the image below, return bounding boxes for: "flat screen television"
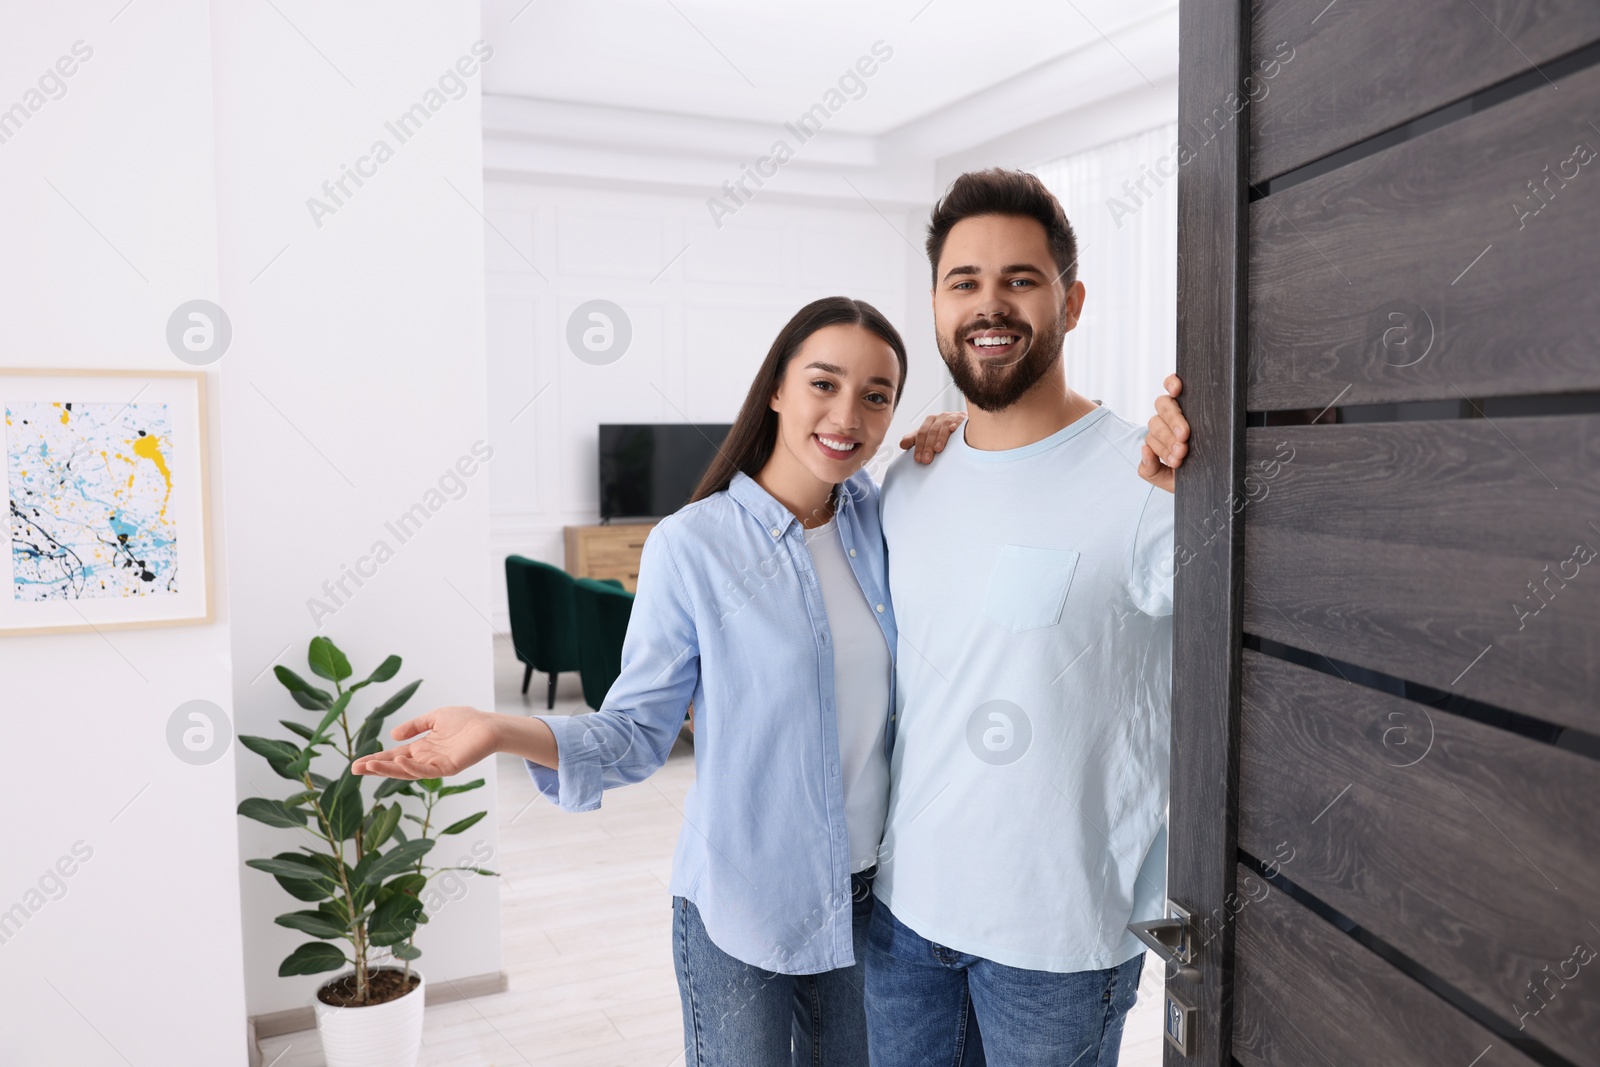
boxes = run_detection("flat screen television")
[599,423,733,521]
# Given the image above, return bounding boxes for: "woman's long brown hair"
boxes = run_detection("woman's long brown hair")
[689,296,908,503]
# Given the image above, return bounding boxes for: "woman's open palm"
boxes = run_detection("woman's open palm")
[351,705,499,780]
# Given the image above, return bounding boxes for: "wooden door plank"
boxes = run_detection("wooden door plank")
[1240,418,1600,731]
[1249,0,1600,182]
[1247,62,1600,410]
[1172,0,1251,1063]
[1238,651,1600,1064]
[1232,861,1545,1067]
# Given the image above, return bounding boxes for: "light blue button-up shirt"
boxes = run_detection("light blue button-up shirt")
[527,469,897,975]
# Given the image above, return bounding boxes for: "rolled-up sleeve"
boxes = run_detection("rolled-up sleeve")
[526,524,700,812]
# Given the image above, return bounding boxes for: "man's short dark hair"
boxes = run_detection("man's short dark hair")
[925,168,1079,288]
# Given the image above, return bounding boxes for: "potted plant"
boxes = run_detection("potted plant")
[237,636,496,1067]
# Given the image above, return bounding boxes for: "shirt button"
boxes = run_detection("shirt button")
[848,548,856,557]
[875,604,884,613]
[771,527,781,537]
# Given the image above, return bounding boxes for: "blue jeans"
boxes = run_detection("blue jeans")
[864,901,1144,1067]
[673,872,875,1066]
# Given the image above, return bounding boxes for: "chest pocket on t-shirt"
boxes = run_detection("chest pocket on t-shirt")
[980,545,1082,633]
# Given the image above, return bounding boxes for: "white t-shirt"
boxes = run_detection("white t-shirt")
[876,404,1174,972]
[803,516,892,873]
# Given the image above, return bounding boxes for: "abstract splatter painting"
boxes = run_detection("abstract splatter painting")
[7,401,179,600]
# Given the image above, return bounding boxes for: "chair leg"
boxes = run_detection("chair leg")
[547,672,558,710]
[521,662,532,695]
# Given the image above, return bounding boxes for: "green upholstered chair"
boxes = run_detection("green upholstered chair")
[505,556,627,709]
[571,576,636,712]
[505,556,579,709]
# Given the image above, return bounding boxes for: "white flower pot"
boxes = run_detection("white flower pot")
[312,967,425,1067]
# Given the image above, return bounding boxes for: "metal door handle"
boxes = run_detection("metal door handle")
[1128,900,1200,983]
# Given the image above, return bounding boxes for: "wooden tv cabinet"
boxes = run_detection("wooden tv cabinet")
[563,523,656,593]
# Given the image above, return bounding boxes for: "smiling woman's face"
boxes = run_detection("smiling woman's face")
[768,323,901,493]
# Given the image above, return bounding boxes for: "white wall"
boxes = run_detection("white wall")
[209,2,501,1018]
[1032,121,1180,424]
[0,2,501,1059]
[0,2,247,1063]
[483,179,948,624]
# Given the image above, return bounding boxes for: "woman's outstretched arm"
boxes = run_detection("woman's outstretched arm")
[351,705,559,780]
[354,524,699,807]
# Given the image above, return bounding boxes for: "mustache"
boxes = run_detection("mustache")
[960,318,1032,339]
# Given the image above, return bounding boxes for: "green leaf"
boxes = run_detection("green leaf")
[360,802,382,838]
[298,850,352,883]
[274,666,333,709]
[320,772,364,841]
[239,735,304,780]
[368,892,425,946]
[288,688,330,712]
[259,852,336,902]
[284,789,318,808]
[285,751,312,780]
[277,878,333,902]
[239,735,298,761]
[390,942,422,961]
[437,778,485,798]
[310,691,353,744]
[309,773,333,789]
[419,778,442,794]
[355,737,382,760]
[358,839,434,886]
[237,798,309,829]
[385,873,427,897]
[278,941,348,976]
[280,720,315,741]
[246,856,325,881]
[275,909,349,939]
[366,804,403,852]
[349,655,402,692]
[373,776,415,800]
[373,678,422,719]
[308,636,353,682]
[438,811,487,836]
[356,679,423,749]
[296,852,361,907]
[460,867,499,877]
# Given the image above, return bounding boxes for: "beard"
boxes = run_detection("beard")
[936,307,1068,413]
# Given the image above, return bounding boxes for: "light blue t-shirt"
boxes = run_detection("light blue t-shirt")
[876,404,1174,972]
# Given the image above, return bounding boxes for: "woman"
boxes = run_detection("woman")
[353,296,963,1065]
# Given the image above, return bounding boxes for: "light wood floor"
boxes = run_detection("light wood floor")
[260,635,1166,1066]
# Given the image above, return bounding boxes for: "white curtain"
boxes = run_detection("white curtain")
[1029,122,1178,426]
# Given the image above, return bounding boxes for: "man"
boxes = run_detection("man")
[871,168,1189,1066]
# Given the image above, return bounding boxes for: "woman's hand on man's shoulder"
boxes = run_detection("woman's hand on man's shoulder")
[898,411,966,464]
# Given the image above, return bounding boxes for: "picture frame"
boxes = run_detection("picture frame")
[1,368,213,635]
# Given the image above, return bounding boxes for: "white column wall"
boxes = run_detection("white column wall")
[210,1,501,1019]
[0,3,502,1058]
[0,2,246,1063]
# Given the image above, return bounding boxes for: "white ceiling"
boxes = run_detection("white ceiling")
[480,0,1177,135]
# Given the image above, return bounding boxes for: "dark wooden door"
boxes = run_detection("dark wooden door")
[1165,3,1600,1066]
